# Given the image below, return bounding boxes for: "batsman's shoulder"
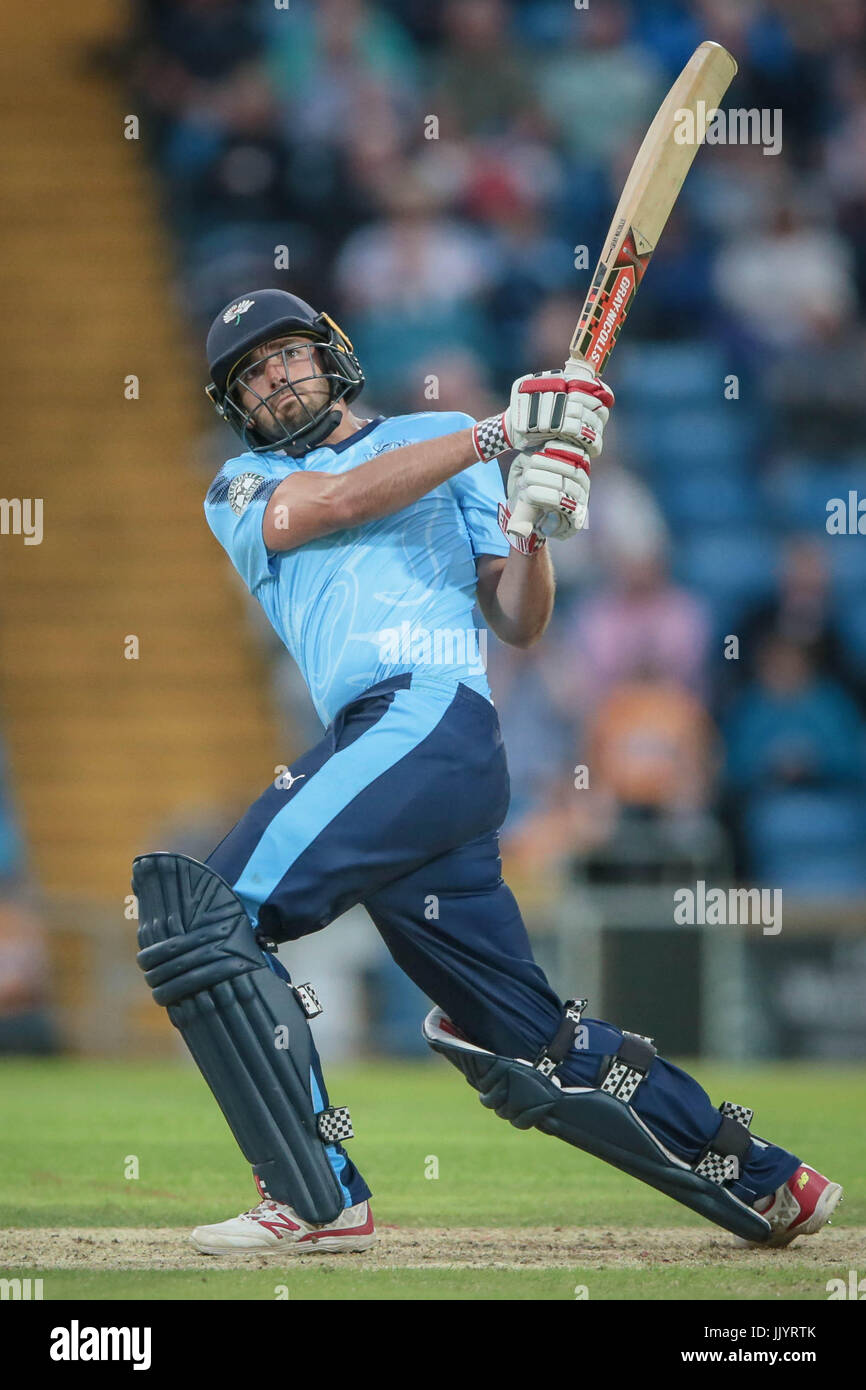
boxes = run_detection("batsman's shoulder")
[387,408,477,437]
[204,449,290,515]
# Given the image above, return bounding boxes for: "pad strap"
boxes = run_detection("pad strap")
[295,982,323,1019]
[599,1032,656,1102]
[694,1102,754,1185]
[534,999,587,1078]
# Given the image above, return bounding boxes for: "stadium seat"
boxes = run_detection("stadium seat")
[744,789,866,892]
[654,469,759,529]
[764,456,866,534]
[836,601,866,680]
[619,403,761,479]
[828,530,866,596]
[616,341,729,404]
[674,528,780,631]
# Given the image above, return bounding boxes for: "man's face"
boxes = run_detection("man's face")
[231,334,332,439]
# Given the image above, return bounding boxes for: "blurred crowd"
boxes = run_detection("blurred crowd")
[120,0,866,897]
[0,733,57,1053]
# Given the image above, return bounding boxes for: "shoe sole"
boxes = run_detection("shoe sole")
[191,1233,377,1256]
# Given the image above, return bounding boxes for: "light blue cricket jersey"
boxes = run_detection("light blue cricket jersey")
[204,412,510,726]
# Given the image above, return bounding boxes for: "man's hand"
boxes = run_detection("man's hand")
[501,439,592,549]
[472,367,614,461]
[497,361,614,544]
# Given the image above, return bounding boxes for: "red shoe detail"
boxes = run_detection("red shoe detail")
[784,1166,830,1231]
[255,1209,302,1239]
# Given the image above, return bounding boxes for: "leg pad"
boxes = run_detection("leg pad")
[134,852,347,1225]
[423,1008,771,1243]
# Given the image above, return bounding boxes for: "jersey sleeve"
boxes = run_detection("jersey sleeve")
[443,413,510,558]
[203,461,282,593]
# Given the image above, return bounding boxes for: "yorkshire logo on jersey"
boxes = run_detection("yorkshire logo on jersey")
[228,472,265,515]
[223,298,255,326]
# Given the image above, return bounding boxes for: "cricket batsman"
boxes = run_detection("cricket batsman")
[133,289,842,1254]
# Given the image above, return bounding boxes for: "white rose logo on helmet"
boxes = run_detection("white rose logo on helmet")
[228,473,265,515]
[223,299,255,325]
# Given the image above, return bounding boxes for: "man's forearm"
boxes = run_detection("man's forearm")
[486,548,555,648]
[337,428,478,526]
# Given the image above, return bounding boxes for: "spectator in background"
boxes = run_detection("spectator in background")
[404,348,500,419]
[431,0,537,138]
[535,1,662,165]
[826,64,866,302]
[499,658,718,887]
[722,632,866,884]
[714,192,858,354]
[547,526,711,719]
[265,0,421,140]
[0,737,58,1054]
[334,172,493,396]
[335,173,490,315]
[130,0,263,172]
[185,65,292,231]
[471,171,574,379]
[0,897,58,1055]
[138,0,262,83]
[732,537,866,709]
[724,636,865,794]
[762,307,866,455]
[586,665,716,816]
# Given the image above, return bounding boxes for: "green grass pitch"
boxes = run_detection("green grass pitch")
[0,1056,863,1300]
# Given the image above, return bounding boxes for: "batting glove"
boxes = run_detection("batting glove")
[498,439,592,551]
[473,368,614,461]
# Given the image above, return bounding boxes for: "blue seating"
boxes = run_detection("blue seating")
[744,789,866,892]
[828,531,866,596]
[618,404,761,479]
[615,341,729,405]
[655,469,759,529]
[674,528,780,630]
[836,601,866,679]
[763,457,866,534]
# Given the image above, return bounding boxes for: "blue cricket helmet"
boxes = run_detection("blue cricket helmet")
[205,289,365,456]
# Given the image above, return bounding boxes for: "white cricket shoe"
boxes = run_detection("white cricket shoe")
[191,1198,376,1255]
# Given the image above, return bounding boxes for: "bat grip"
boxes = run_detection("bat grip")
[506,497,538,540]
[563,355,596,382]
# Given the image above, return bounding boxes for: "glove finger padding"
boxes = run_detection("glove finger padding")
[474,368,614,462]
[504,439,592,541]
[521,474,587,533]
[505,372,610,456]
[522,471,587,509]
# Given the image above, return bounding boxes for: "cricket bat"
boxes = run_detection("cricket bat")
[506,40,738,540]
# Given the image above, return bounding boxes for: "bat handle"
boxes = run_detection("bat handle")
[563,355,596,382]
[506,496,538,540]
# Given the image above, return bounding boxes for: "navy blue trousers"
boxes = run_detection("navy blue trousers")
[208,674,799,1210]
